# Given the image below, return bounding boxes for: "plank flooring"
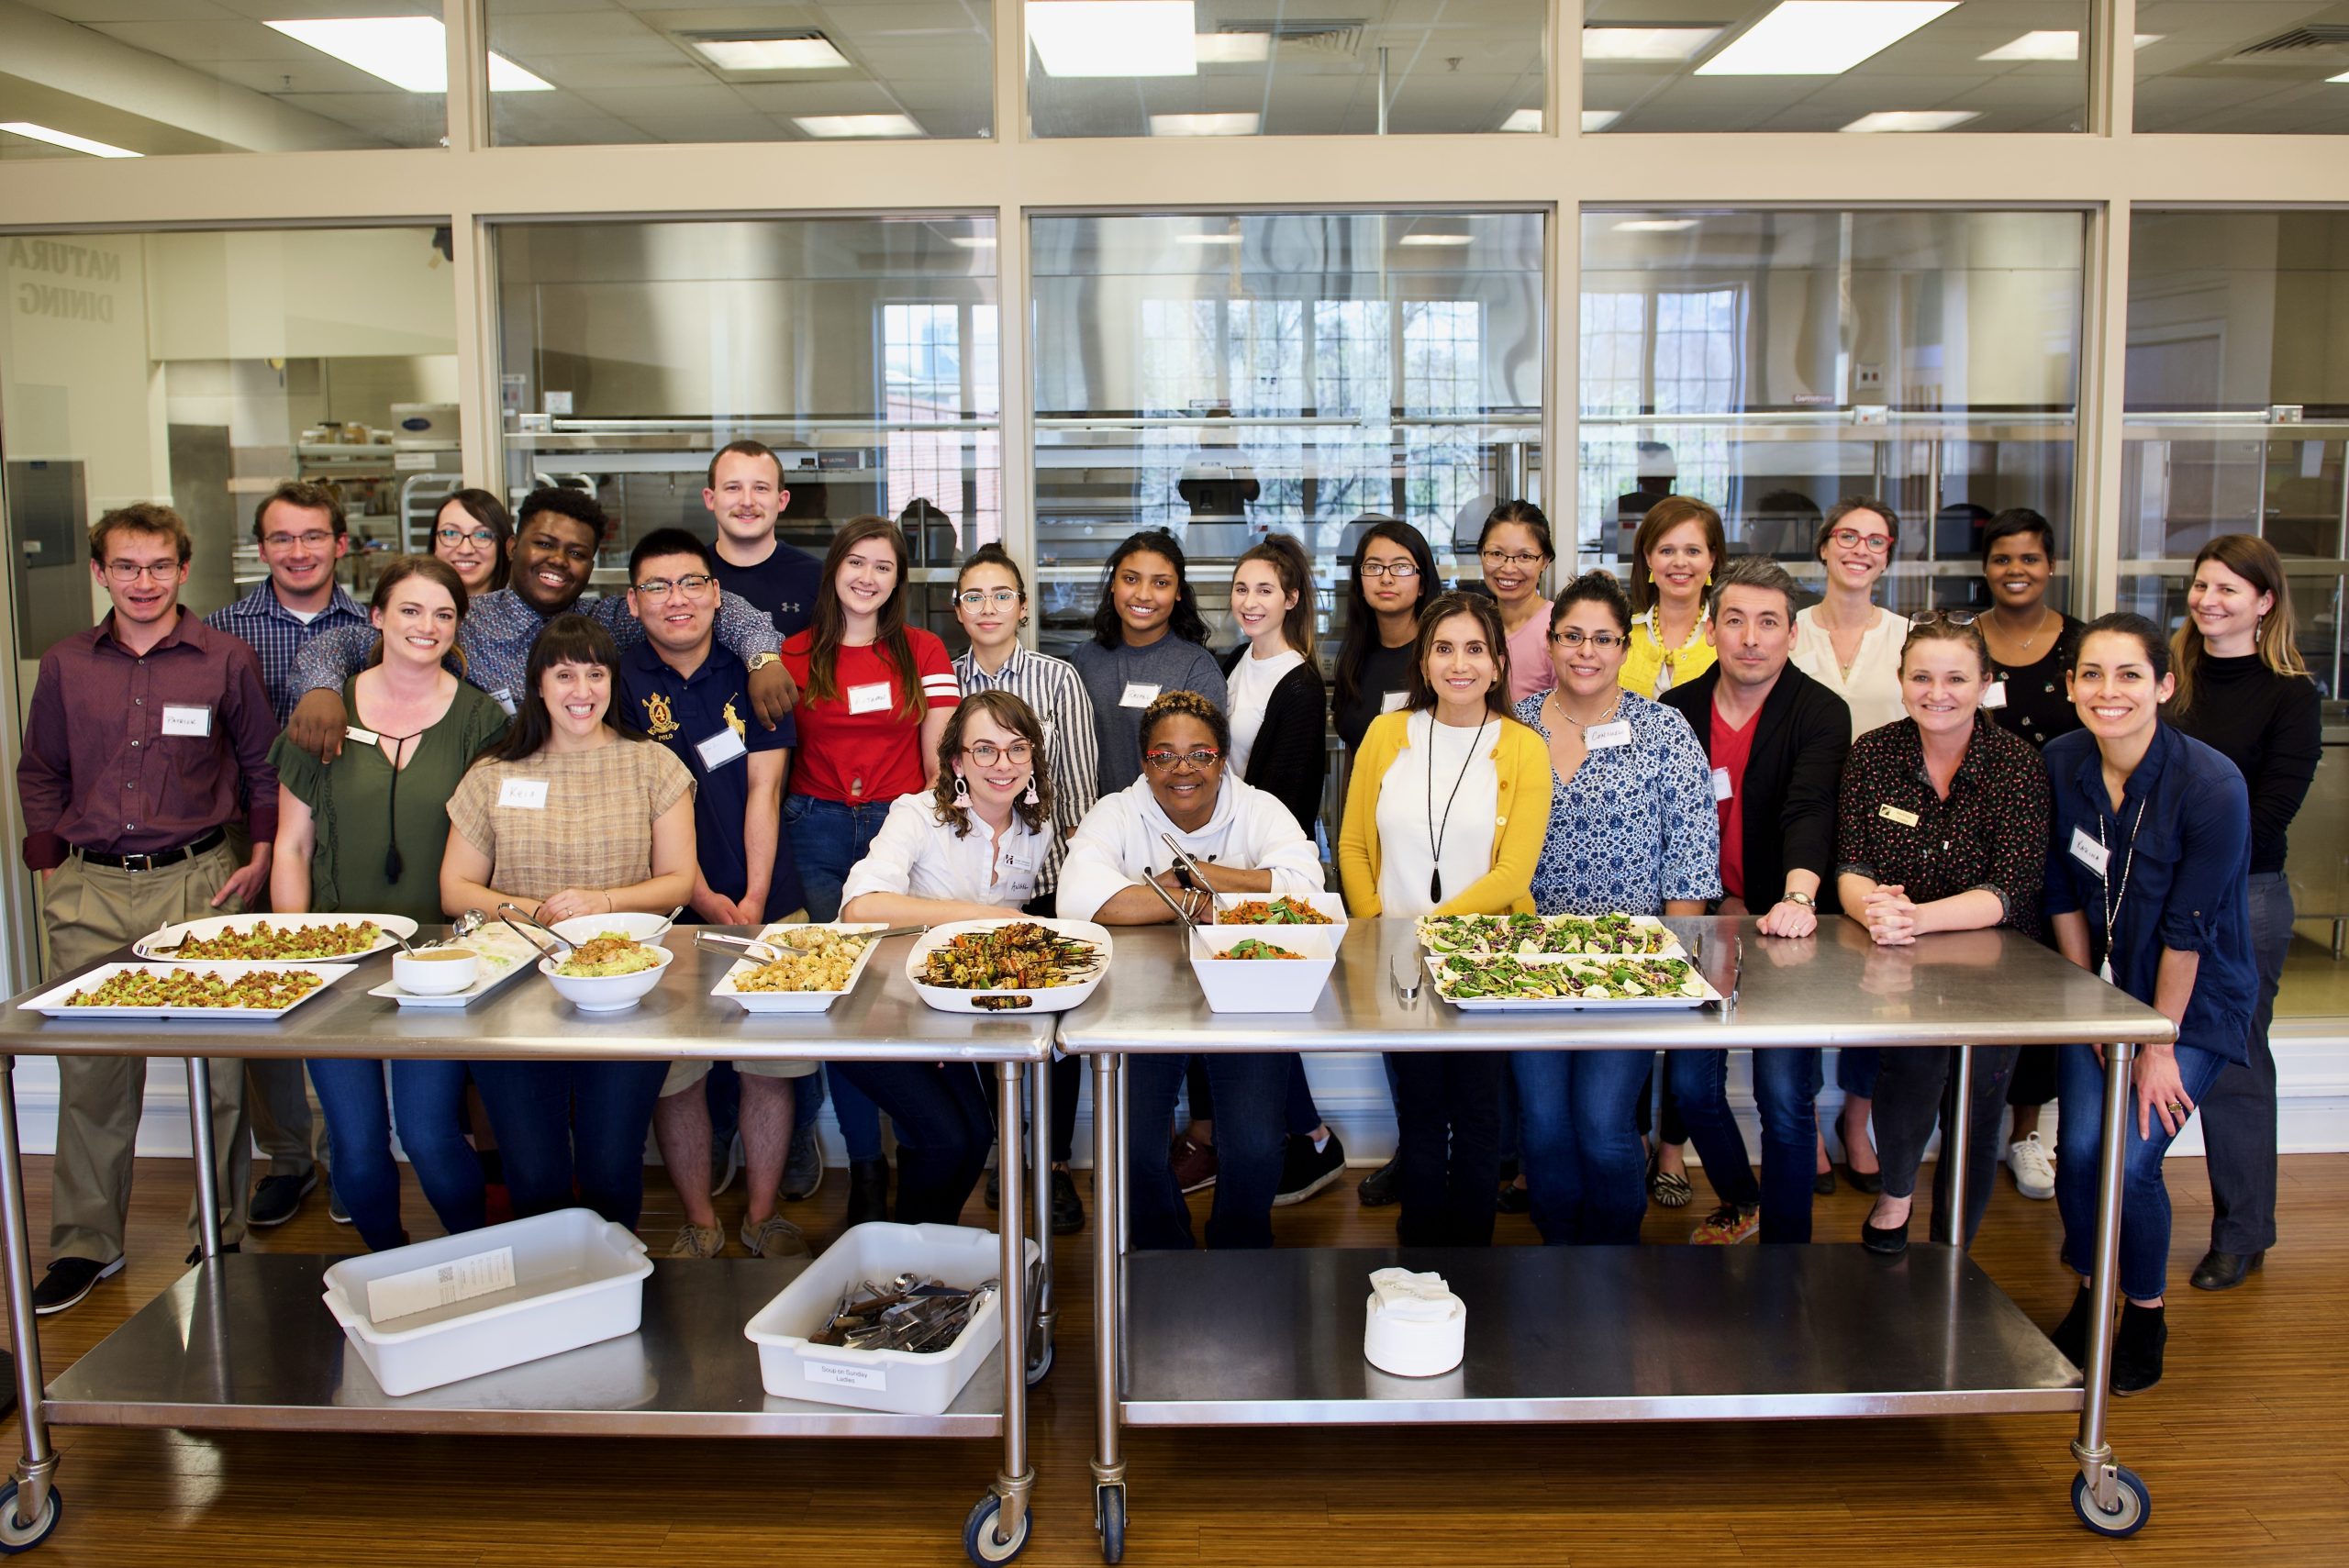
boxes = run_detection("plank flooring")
[4,1148,2343,1565]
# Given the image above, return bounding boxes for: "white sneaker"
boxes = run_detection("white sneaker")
[2008,1132,2055,1200]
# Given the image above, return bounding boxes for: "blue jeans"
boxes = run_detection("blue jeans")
[786,794,894,1160]
[471,1061,670,1227]
[1129,1053,1288,1249]
[306,1058,484,1252]
[1667,1047,1824,1243]
[829,1062,994,1225]
[1510,1048,1651,1245]
[2054,1040,2230,1303]
[1836,1047,1881,1099]
[1186,1054,1322,1138]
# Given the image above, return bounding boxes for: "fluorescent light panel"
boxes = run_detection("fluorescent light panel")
[1615,217,1699,232]
[1176,230,1242,245]
[1194,32,1271,63]
[1979,31,2166,61]
[265,18,551,93]
[1030,2,1198,78]
[1149,112,1259,136]
[1583,109,1621,131]
[0,120,139,157]
[1583,26,1723,62]
[1841,109,1979,132]
[1500,107,1542,131]
[1696,2,1957,76]
[691,38,851,72]
[794,114,923,138]
[1399,234,1473,247]
[949,236,997,248]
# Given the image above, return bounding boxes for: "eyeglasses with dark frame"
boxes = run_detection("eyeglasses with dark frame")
[1141,747,1225,773]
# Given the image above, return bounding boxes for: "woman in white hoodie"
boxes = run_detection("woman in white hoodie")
[1059,689,1324,1248]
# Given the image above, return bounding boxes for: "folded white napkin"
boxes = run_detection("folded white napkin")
[1364,1266,1465,1377]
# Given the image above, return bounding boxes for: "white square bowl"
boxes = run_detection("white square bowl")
[1187,924,1339,1013]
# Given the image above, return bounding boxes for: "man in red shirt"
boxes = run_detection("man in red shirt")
[17,504,281,1315]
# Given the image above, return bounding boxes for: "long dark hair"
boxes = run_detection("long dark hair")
[438,489,513,592]
[1476,499,1555,563]
[2171,533,2308,717]
[475,613,647,765]
[1336,517,1438,717]
[1232,531,1317,658]
[807,516,922,721]
[1089,528,1210,649]
[1407,591,1515,720]
[931,690,1054,839]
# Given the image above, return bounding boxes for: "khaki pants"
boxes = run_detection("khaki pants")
[40,844,256,1262]
[224,823,320,1180]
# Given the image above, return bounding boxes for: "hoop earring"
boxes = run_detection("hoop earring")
[952,773,971,803]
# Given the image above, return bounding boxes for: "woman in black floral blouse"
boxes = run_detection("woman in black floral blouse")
[1835,615,2050,1255]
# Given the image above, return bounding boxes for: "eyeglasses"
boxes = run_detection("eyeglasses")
[1142,747,1224,773]
[962,740,1032,766]
[1359,561,1419,581]
[1481,550,1547,570]
[436,526,497,548]
[261,530,336,550]
[1910,608,1978,628]
[1550,628,1626,650]
[631,573,718,597]
[955,588,1021,609]
[1830,528,1895,555]
[102,560,181,584]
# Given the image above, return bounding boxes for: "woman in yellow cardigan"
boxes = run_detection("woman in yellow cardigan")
[1339,591,1547,1245]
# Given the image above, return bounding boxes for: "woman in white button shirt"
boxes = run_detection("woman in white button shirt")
[828,691,1056,1224]
[1059,690,1324,1250]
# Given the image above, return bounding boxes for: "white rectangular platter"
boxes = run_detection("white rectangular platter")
[367,928,543,1010]
[711,923,887,1014]
[907,917,1113,1015]
[1416,912,1687,962]
[21,961,356,1021]
[1425,952,1723,1012]
[135,913,417,964]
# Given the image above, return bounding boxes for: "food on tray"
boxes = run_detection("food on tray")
[1431,953,1708,1003]
[1214,939,1306,962]
[67,967,324,1010]
[554,934,662,978]
[1418,911,1675,958]
[733,928,873,993]
[918,922,1100,990]
[161,919,381,961]
[1217,896,1332,926]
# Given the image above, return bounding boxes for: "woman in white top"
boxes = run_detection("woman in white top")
[1218,532,1327,838]
[1059,690,1324,1251]
[1787,495,1910,1194]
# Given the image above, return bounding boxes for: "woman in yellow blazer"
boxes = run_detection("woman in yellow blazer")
[1339,591,1546,1245]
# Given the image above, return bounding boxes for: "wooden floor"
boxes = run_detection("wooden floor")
[4,1150,2343,1565]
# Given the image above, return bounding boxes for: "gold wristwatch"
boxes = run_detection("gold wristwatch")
[747,652,781,673]
[1781,889,1816,908]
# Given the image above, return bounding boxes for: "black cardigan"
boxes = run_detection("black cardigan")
[1219,644,1330,838]
[1661,663,1850,916]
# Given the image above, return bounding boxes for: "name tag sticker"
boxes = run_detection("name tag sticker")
[805,1359,885,1392]
[846,681,893,717]
[695,728,748,772]
[2069,826,2110,876]
[1710,766,1734,803]
[1877,803,1920,828]
[491,687,518,717]
[1981,679,2009,710]
[343,726,382,748]
[1584,719,1633,751]
[497,778,550,810]
[160,705,213,739]
[1119,682,1161,709]
[1380,689,1410,714]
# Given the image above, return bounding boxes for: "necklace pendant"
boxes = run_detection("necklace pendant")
[1430,867,1442,904]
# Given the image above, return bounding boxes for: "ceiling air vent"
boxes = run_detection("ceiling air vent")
[1220,20,1367,59]
[2218,26,2349,65]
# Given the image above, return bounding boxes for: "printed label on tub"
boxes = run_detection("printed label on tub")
[804,1358,887,1392]
[365,1245,518,1322]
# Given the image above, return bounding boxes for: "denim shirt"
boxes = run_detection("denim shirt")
[2041,724,2254,1062]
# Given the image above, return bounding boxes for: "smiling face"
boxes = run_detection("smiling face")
[1645,520,1715,607]
[1479,522,1549,607]
[952,707,1035,818]
[433,500,501,594]
[1900,638,1986,741]
[704,450,787,551]
[539,657,612,740]
[509,512,598,616]
[93,528,189,629]
[1423,611,1501,717]
[1711,584,1795,690]
[627,550,718,658]
[832,534,901,628]
[1140,711,1224,826]
[2187,558,2273,658]
[1112,550,1178,645]
[1357,536,1421,621]
[954,560,1023,658]
[256,498,349,602]
[1821,508,1894,594]
[1983,530,2053,615]
[1546,599,1630,701]
[2070,629,2174,747]
[1230,559,1297,649]
[372,576,460,670]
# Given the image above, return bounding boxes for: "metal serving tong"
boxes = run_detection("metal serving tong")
[812,1273,997,1353]
[1141,871,1205,935]
[696,925,928,965]
[495,903,572,961]
[1156,833,1221,922]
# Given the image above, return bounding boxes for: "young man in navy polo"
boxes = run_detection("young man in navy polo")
[619,528,812,1259]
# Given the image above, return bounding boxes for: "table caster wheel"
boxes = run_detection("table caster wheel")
[1026,1335,1054,1387]
[2072,1466,2150,1538]
[0,1484,61,1553]
[964,1493,1030,1564]
[1097,1485,1126,1564]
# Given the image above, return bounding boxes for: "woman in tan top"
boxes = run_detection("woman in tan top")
[442,613,696,1226]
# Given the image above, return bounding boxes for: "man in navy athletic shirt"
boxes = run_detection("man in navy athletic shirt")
[706,439,823,640]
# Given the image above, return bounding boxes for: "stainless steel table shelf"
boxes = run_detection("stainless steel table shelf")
[1058,917,2178,1560]
[0,928,1055,1562]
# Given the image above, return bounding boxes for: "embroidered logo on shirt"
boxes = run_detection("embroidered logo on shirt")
[723,697,746,741]
[641,692,679,741]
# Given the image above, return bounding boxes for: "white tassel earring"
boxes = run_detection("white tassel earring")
[1022,776,1040,806]
[952,773,971,802]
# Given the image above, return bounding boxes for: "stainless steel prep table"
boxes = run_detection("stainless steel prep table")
[1058,917,2179,1559]
[0,927,1058,1563]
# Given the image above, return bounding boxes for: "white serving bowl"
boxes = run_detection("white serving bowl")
[391,947,481,995]
[549,911,675,949]
[1208,889,1350,931]
[1187,924,1339,1013]
[539,946,674,1013]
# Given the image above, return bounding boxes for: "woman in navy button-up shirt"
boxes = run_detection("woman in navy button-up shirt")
[2041,613,2254,1397]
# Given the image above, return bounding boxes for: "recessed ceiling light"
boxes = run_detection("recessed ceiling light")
[1029,1,1198,78]
[2332,70,2349,83]
[1176,231,1243,245]
[1194,32,1271,64]
[0,120,139,157]
[1582,109,1621,131]
[1980,30,2077,61]
[1583,26,1723,62]
[1614,218,1699,232]
[1696,2,1957,76]
[949,236,997,249]
[1149,112,1260,136]
[1841,110,1979,132]
[794,113,924,138]
[1399,234,1473,248]
[265,18,552,93]
[689,37,851,72]
[1500,107,1542,132]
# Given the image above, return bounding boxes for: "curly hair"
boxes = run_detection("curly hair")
[1137,688,1230,758]
[930,690,1054,839]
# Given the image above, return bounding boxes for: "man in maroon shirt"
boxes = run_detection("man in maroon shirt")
[17,503,280,1316]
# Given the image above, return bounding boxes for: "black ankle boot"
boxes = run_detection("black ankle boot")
[2110,1302,2166,1396]
[845,1158,891,1227]
[2048,1285,2097,1366]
